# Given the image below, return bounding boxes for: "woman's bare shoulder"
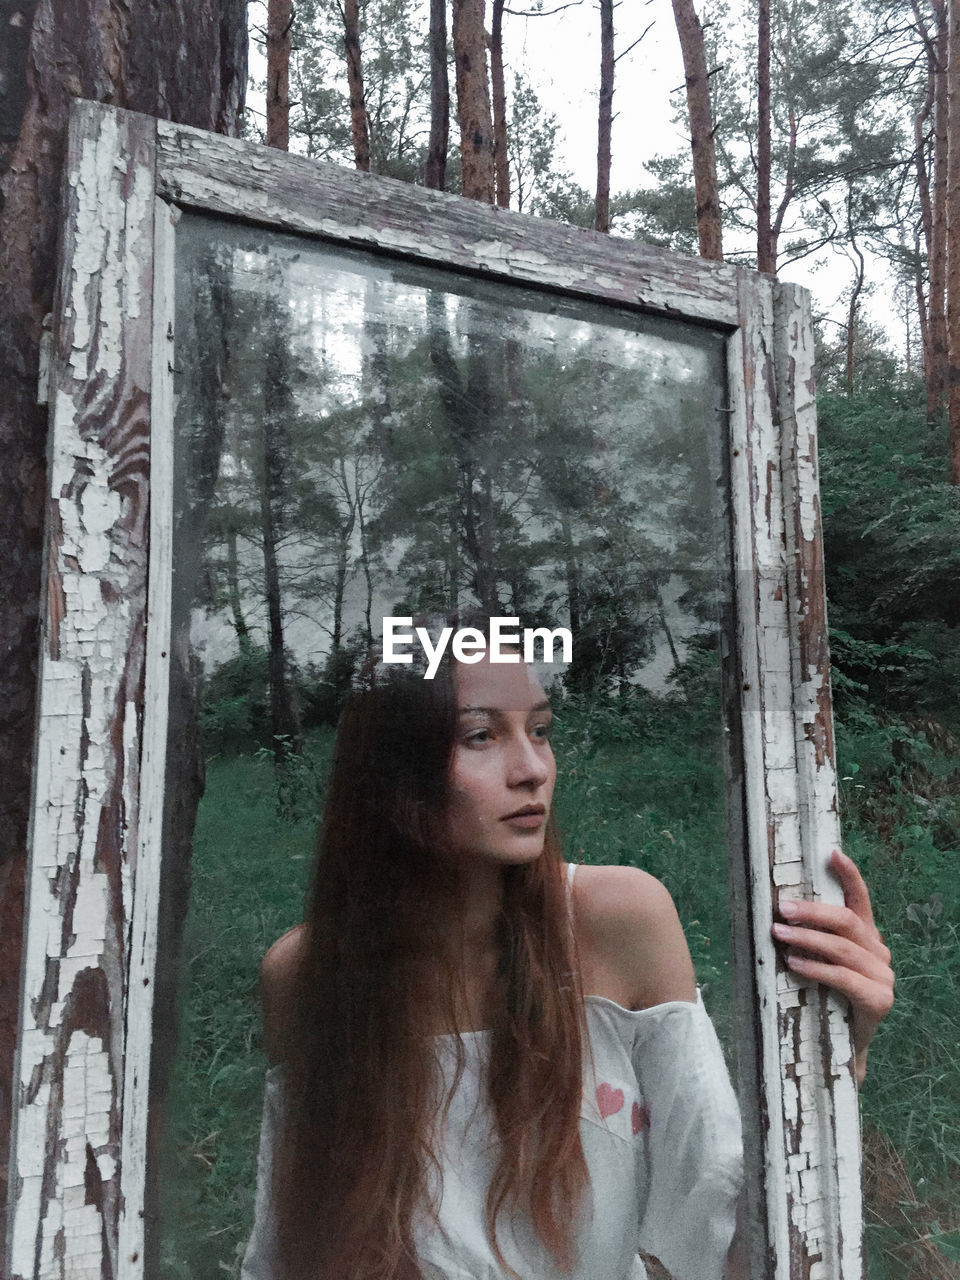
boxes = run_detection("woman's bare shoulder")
[568,863,697,1009]
[260,924,307,1063]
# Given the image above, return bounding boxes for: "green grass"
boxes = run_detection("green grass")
[156,744,325,1278]
[156,694,960,1278]
[834,704,960,1278]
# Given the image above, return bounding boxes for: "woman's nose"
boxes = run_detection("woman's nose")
[506,734,551,788]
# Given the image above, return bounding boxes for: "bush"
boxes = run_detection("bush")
[198,645,272,754]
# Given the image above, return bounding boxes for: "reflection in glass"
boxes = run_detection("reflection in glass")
[154,214,734,1277]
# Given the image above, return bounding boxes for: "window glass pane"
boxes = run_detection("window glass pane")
[154,212,736,1277]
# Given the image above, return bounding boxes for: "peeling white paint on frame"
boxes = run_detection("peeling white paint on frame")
[8,103,155,1280]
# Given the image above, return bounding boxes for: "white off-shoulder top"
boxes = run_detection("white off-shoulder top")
[241,872,744,1280]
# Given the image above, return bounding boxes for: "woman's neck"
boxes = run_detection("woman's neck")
[439,862,505,1033]
[455,861,504,956]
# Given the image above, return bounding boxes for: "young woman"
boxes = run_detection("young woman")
[240,622,894,1280]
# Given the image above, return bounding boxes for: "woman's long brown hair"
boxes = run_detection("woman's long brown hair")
[272,623,589,1279]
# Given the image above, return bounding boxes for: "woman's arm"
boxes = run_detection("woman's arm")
[770,849,894,1083]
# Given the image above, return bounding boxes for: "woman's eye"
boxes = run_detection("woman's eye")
[465,728,491,746]
[531,722,552,740]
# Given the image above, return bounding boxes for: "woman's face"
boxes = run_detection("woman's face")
[444,654,556,867]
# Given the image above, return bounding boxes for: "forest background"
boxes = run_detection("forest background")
[0,0,958,1277]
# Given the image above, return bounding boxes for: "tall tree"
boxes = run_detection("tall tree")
[595,0,615,232]
[261,293,306,756]
[425,0,451,189]
[756,0,774,273]
[0,0,246,1239]
[912,0,949,418]
[262,19,305,754]
[452,0,496,201]
[266,0,293,150]
[671,0,724,259]
[844,184,867,393]
[343,0,372,170]
[948,0,960,482]
[491,0,510,206]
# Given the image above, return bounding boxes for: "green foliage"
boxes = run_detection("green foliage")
[818,375,960,728]
[624,154,700,254]
[255,727,336,823]
[833,698,960,1277]
[267,0,434,181]
[198,645,272,754]
[823,380,960,1272]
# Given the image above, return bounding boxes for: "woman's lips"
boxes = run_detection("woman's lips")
[501,806,546,829]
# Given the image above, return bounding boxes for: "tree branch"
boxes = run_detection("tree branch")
[614,22,655,64]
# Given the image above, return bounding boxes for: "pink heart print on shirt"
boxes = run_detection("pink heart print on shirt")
[631,1100,650,1134]
[596,1082,625,1118]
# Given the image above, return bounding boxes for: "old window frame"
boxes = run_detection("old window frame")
[8,98,861,1279]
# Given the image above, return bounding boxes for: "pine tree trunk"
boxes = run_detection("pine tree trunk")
[452,0,496,202]
[845,264,865,395]
[343,0,371,171]
[425,0,450,189]
[491,0,510,207]
[756,0,774,274]
[916,98,936,401]
[226,525,251,646]
[332,456,358,656]
[262,298,304,755]
[560,509,582,636]
[671,0,723,260]
[427,295,500,611]
[266,0,292,150]
[595,0,614,233]
[949,0,960,482]
[916,252,932,393]
[0,0,246,1230]
[931,0,950,420]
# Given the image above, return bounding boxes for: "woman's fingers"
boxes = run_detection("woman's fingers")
[777,849,890,965]
[776,899,892,966]
[771,850,894,1065]
[781,953,895,1025]
[827,848,876,928]
[770,922,891,982]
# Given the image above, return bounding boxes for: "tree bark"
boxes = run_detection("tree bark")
[916,98,936,401]
[756,0,774,273]
[915,0,950,418]
[0,0,246,1232]
[262,292,305,756]
[948,0,960,482]
[491,0,510,207]
[452,0,496,202]
[266,0,293,150]
[916,240,932,393]
[343,0,371,171]
[671,0,723,260]
[595,0,614,233]
[425,0,450,190]
[427,294,500,611]
[226,524,251,646]
[931,1,949,419]
[845,191,865,395]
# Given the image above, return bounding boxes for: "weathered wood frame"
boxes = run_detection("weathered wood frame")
[8,98,861,1279]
